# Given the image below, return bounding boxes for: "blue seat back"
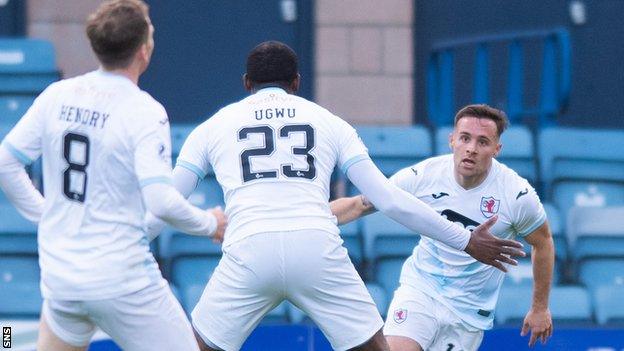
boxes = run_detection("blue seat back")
[567,206,624,251]
[594,285,624,325]
[539,128,624,196]
[578,258,624,291]
[362,212,418,261]
[366,283,389,318]
[549,286,593,325]
[374,258,405,297]
[338,221,363,266]
[0,38,60,94]
[553,182,624,226]
[356,125,432,176]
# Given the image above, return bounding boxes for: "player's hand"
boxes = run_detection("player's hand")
[210,206,227,243]
[464,215,526,272]
[521,308,553,347]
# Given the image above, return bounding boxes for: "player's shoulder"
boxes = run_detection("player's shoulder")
[411,154,452,176]
[492,159,539,205]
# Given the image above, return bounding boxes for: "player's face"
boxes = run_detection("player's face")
[450,116,501,187]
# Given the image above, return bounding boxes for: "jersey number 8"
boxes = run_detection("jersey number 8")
[62,132,90,203]
[238,124,315,183]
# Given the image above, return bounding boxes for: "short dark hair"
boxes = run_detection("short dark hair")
[246,41,298,88]
[86,0,150,69]
[454,104,509,137]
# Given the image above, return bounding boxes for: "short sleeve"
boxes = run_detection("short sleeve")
[1,87,52,165]
[133,103,173,187]
[389,162,424,194]
[512,181,547,237]
[175,124,210,179]
[333,118,369,174]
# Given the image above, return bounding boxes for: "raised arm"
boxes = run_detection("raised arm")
[521,221,554,347]
[346,159,525,271]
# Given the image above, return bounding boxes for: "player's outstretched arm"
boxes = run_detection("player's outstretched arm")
[0,146,44,222]
[520,222,554,347]
[346,159,525,271]
[330,195,376,225]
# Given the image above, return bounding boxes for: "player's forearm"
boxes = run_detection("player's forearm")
[143,183,216,237]
[347,160,470,250]
[0,146,44,222]
[330,195,375,225]
[530,237,555,311]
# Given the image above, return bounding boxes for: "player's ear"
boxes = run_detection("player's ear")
[448,132,454,151]
[494,142,502,157]
[243,74,252,92]
[290,73,300,93]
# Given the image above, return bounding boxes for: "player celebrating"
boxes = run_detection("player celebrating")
[150,41,525,351]
[331,104,554,350]
[0,1,225,350]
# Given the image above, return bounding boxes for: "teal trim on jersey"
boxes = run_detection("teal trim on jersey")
[3,142,34,165]
[177,160,206,179]
[341,154,370,174]
[139,176,172,188]
[517,211,547,237]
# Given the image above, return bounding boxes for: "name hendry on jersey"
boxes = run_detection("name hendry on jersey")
[59,104,110,129]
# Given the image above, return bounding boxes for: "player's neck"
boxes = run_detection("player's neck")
[101,64,141,85]
[454,169,489,190]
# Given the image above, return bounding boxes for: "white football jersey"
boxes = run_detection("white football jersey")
[390,155,546,330]
[177,87,368,247]
[2,70,172,300]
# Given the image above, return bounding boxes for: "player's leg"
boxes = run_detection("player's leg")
[383,285,439,351]
[191,234,283,351]
[85,282,199,351]
[385,336,423,351]
[284,230,387,351]
[37,300,94,351]
[349,329,389,351]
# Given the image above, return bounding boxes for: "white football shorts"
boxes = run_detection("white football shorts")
[42,281,199,350]
[384,283,483,351]
[191,230,383,351]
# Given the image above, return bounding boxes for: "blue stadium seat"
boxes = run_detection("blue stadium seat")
[594,285,624,325]
[356,125,432,177]
[538,128,624,198]
[497,285,593,326]
[170,123,196,160]
[434,125,537,184]
[339,221,363,266]
[192,176,224,207]
[567,206,624,261]
[552,182,624,226]
[0,281,42,318]
[549,286,593,325]
[362,212,418,262]
[366,282,389,318]
[0,95,34,133]
[374,258,405,298]
[496,285,532,325]
[172,257,221,312]
[578,259,624,291]
[0,38,60,94]
[504,257,561,287]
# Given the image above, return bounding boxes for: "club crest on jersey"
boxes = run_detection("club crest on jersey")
[393,308,408,324]
[480,196,500,218]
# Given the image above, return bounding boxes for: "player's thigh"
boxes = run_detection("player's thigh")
[37,311,88,351]
[284,231,384,351]
[87,283,199,351]
[430,314,483,351]
[192,235,283,351]
[39,299,96,350]
[386,336,423,351]
[383,285,438,350]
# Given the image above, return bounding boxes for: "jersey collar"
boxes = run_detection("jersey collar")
[255,86,288,95]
